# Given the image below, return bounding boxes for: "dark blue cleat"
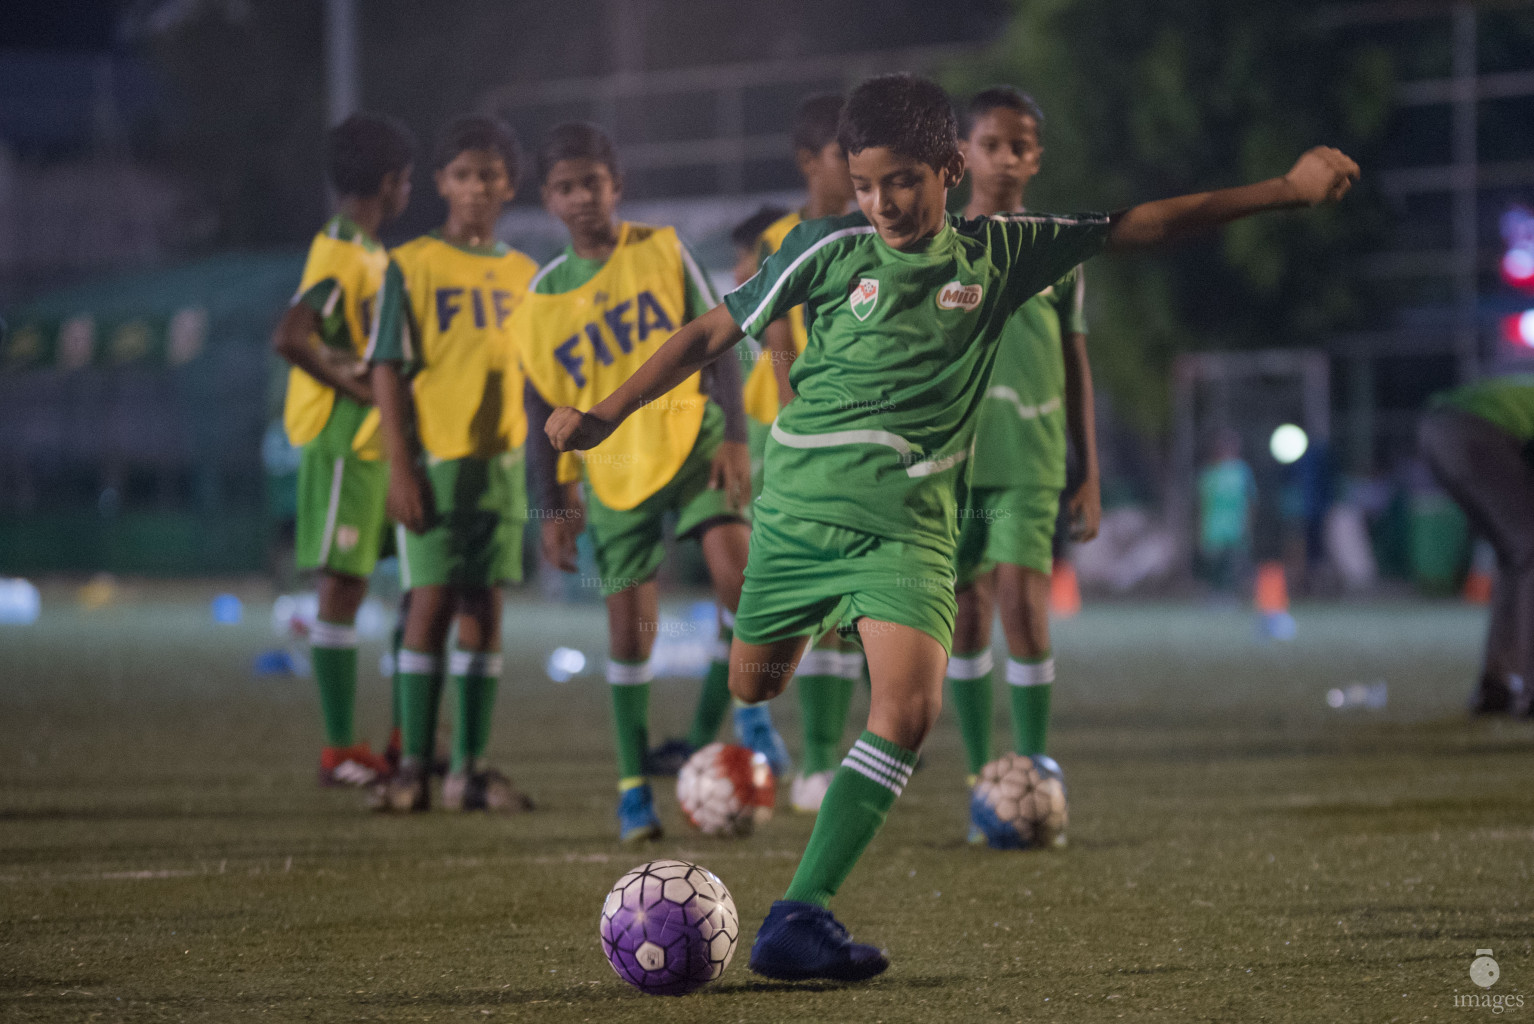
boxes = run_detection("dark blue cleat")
[748,900,889,982]
[642,738,695,776]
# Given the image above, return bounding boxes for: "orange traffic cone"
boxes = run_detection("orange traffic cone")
[1254,560,1296,640]
[1463,542,1495,605]
[1051,560,1082,619]
[1254,560,1289,615]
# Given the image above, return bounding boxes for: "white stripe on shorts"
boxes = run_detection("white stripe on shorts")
[317,457,345,567]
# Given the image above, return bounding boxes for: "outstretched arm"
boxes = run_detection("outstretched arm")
[1106,147,1358,251]
[546,303,745,451]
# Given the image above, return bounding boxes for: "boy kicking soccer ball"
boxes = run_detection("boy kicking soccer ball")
[368,115,539,813]
[739,93,869,815]
[547,73,1357,979]
[272,113,415,789]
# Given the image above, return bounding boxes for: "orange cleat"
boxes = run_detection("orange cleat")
[318,743,392,787]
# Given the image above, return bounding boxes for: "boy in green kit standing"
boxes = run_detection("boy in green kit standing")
[947,87,1097,844]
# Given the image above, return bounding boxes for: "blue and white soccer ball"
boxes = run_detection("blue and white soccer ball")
[970,753,1068,850]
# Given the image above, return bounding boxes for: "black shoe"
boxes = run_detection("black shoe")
[643,738,695,776]
[1471,675,1527,716]
[748,900,889,982]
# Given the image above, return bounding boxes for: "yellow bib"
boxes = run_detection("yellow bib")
[391,235,539,461]
[742,210,809,424]
[514,223,705,510]
[282,222,388,457]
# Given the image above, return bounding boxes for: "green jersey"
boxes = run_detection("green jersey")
[969,265,1086,491]
[529,233,716,313]
[1432,374,1534,442]
[724,210,1111,555]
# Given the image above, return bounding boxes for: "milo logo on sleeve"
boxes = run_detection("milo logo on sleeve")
[849,277,881,321]
[936,281,983,312]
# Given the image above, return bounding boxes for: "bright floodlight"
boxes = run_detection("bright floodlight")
[1270,423,1308,465]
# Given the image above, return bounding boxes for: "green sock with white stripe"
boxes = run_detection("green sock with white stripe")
[947,648,994,778]
[608,659,652,788]
[310,619,359,747]
[1007,654,1054,757]
[686,616,734,750]
[795,645,862,775]
[396,649,444,760]
[782,731,918,907]
[450,649,502,774]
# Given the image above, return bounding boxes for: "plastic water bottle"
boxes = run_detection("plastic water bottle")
[1326,681,1387,710]
[0,578,40,625]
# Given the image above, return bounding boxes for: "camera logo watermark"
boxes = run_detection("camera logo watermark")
[1455,949,1523,1013]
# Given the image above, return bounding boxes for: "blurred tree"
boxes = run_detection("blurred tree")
[945,0,1394,435]
[137,0,328,247]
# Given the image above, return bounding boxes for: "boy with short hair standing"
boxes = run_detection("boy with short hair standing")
[369,115,540,812]
[272,112,415,789]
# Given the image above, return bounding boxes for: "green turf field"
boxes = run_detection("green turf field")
[2,584,1530,1022]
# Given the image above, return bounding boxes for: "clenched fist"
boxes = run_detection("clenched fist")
[546,406,616,452]
[1283,146,1359,207]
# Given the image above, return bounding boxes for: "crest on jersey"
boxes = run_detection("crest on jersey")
[849,277,880,321]
[936,281,984,312]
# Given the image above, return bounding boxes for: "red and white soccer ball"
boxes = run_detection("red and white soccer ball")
[676,742,775,837]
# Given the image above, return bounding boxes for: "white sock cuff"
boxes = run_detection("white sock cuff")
[719,608,736,628]
[1006,657,1055,687]
[606,659,654,686]
[797,650,864,680]
[947,649,995,681]
[309,620,358,649]
[841,739,914,796]
[450,650,503,677]
[397,649,442,675]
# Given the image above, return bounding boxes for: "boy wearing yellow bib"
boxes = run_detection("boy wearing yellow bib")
[515,123,779,843]
[271,113,414,790]
[369,116,539,813]
[741,94,867,815]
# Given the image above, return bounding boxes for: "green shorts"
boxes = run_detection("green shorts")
[585,403,746,596]
[295,444,388,578]
[733,503,958,654]
[397,451,527,589]
[954,485,1062,587]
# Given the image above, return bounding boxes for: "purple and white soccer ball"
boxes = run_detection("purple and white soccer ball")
[599,859,739,996]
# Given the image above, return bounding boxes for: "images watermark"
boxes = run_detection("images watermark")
[524,507,583,522]
[1455,949,1523,1014]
